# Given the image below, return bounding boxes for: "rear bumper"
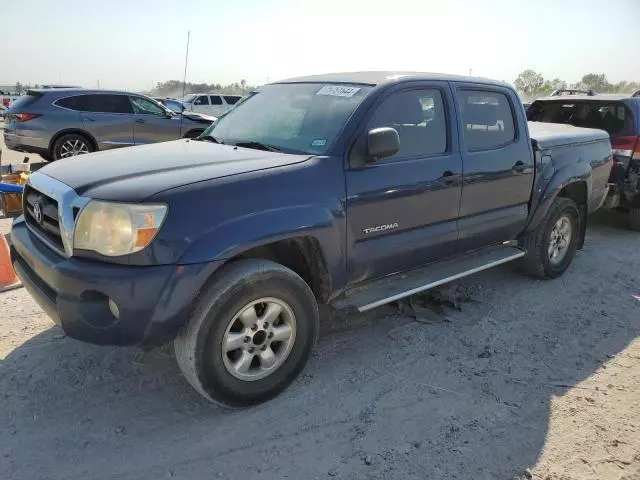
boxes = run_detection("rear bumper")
[10,218,223,346]
[3,131,50,157]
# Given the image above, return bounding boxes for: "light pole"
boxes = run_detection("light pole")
[182,31,191,97]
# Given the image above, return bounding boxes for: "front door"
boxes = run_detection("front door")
[452,85,534,252]
[345,83,462,283]
[130,96,181,144]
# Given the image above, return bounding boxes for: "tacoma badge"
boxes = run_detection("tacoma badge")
[362,223,399,234]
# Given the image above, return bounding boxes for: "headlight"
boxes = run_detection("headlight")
[74,201,167,257]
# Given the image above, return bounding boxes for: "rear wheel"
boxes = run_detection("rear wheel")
[52,133,93,160]
[174,259,319,407]
[519,197,579,279]
[629,208,640,232]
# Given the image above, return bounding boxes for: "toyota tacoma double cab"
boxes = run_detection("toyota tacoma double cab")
[10,72,614,407]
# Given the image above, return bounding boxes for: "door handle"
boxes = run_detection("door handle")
[439,171,459,185]
[135,118,145,124]
[512,161,526,173]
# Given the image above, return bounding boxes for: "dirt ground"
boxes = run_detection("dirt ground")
[1,193,639,479]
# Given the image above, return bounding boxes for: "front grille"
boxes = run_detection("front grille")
[23,184,65,253]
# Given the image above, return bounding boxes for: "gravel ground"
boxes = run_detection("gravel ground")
[1,206,639,480]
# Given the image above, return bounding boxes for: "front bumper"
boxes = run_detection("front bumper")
[10,218,223,346]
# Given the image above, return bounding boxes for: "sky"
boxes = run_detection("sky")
[2,0,639,91]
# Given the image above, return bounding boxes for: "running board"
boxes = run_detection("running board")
[333,244,526,312]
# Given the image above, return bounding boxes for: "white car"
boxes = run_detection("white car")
[180,93,242,116]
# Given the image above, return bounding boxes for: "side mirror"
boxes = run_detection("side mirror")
[367,127,400,161]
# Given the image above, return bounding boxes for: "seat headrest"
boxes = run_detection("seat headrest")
[374,94,424,126]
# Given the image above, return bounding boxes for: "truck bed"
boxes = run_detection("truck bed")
[528,121,610,149]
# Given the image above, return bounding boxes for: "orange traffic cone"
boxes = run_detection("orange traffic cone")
[0,234,21,293]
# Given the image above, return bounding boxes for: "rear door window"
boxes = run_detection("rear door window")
[62,94,133,114]
[528,101,635,136]
[457,90,516,151]
[194,95,210,105]
[210,95,223,105]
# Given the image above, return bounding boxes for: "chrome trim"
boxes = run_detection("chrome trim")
[26,172,91,257]
[3,132,43,140]
[357,250,526,312]
[101,140,135,145]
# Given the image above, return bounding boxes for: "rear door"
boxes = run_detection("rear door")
[345,83,462,283]
[130,96,181,144]
[209,95,225,116]
[453,85,533,252]
[191,95,210,114]
[72,94,134,150]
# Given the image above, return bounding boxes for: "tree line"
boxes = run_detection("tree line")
[6,79,258,98]
[514,70,640,100]
[150,80,257,99]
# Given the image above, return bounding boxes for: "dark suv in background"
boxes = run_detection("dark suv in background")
[528,91,640,229]
[3,89,215,161]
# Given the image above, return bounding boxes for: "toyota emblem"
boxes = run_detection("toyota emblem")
[33,201,43,224]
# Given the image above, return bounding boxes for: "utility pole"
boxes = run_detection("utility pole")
[182,31,191,97]
[469,68,472,76]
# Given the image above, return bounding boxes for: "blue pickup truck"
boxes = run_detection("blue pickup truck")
[10,72,614,407]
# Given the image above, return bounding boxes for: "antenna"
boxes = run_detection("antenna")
[182,31,191,98]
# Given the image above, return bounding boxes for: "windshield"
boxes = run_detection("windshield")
[181,94,197,103]
[201,83,372,155]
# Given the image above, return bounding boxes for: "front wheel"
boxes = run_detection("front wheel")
[174,259,319,407]
[519,197,580,279]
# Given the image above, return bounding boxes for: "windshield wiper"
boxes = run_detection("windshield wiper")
[232,141,281,152]
[196,134,222,144]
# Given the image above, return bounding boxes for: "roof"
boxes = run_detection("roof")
[28,88,140,95]
[528,121,610,149]
[275,71,509,87]
[534,93,639,102]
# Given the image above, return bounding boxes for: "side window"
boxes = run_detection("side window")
[210,95,223,105]
[130,97,165,116]
[457,90,515,151]
[366,89,447,161]
[55,96,82,110]
[194,95,210,105]
[64,94,133,113]
[223,95,241,105]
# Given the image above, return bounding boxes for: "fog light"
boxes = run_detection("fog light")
[108,298,120,319]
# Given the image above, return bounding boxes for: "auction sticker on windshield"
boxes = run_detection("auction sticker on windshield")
[316,85,361,97]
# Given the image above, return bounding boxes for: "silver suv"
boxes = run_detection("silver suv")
[3,89,215,161]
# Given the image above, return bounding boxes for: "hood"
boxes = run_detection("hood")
[181,111,217,123]
[39,140,311,201]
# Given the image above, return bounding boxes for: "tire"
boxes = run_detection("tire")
[519,197,580,279]
[52,133,93,161]
[39,153,53,162]
[174,259,319,407]
[629,208,640,232]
